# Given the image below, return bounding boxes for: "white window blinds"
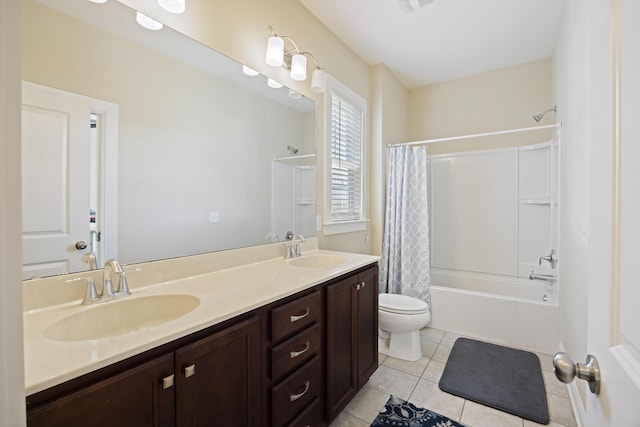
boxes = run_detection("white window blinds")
[330,91,363,222]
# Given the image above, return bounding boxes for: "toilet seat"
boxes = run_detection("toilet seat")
[379,293,429,315]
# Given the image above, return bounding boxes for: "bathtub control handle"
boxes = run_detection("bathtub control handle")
[539,249,558,268]
[553,352,600,395]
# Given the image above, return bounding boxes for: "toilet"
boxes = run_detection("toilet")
[378,293,431,361]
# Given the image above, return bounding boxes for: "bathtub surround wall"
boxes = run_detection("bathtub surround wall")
[379,145,430,302]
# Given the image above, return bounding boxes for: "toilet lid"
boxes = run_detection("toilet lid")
[379,293,429,315]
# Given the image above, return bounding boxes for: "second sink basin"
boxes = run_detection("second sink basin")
[43,294,201,342]
[289,255,348,269]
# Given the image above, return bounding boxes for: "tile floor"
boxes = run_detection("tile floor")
[330,327,577,427]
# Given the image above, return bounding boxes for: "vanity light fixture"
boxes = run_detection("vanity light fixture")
[88,0,108,3]
[136,12,164,31]
[265,25,326,93]
[158,0,185,14]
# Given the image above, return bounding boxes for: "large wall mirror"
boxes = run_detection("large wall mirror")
[22,0,317,278]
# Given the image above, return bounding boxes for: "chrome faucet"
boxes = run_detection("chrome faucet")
[293,234,306,257]
[103,259,131,298]
[283,234,306,259]
[529,271,557,283]
[67,259,132,305]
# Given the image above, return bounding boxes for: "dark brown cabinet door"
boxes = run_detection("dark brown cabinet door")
[325,274,358,422]
[325,265,379,423]
[27,353,175,427]
[174,316,261,427]
[356,265,379,389]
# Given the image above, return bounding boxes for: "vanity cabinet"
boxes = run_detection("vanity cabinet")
[26,262,379,427]
[26,316,261,427]
[325,265,379,422]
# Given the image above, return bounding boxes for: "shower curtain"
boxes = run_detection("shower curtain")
[379,145,431,304]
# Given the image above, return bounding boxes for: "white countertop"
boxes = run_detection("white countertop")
[23,249,378,395]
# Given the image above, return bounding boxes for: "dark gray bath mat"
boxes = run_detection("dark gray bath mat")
[439,337,549,424]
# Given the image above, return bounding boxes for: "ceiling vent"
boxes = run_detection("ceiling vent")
[396,0,435,13]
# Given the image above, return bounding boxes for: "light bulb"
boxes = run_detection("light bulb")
[158,0,185,14]
[265,36,284,67]
[290,54,307,81]
[136,12,163,31]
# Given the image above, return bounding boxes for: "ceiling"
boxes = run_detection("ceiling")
[299,0,567,89]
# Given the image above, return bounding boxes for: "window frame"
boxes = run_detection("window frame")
[323,75,367,236]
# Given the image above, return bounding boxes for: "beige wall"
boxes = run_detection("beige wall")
[408,58,554,154]
[370,64,409,256]
[1,0,26,424]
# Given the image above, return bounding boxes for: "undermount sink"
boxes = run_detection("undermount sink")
[289,255,348,269]
[43,294,200,342]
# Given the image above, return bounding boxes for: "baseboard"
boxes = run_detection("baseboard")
[566,380,586,427]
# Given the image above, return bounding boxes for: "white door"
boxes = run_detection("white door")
[583,0,640,424]
[21,82,118,278]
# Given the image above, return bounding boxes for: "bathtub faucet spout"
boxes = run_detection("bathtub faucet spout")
[529,271,557,283]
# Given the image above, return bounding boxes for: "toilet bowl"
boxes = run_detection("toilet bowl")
[378,293,431,361]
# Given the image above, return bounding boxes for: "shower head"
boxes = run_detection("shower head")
[287,145,299,154]
[533,105,557,123]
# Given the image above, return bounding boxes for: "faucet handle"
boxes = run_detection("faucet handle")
[66,276,99,305]
[115,270,131,296]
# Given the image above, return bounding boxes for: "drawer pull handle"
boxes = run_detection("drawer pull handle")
[184,364,195,378]
[290,307,310,323]
[290,341,310,359]
[290,380,310,402]
[162,374,175,389]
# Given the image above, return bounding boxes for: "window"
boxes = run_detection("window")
[324,77,367,235]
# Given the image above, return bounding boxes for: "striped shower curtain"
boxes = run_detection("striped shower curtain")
[379,145,431,304]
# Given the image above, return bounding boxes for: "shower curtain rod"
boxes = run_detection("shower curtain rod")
[389,122,561,148]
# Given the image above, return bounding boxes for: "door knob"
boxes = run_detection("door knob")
[75,240,87,250]
[553,352,601,394]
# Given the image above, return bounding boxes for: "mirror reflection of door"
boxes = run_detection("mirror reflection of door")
[21,82,117,279]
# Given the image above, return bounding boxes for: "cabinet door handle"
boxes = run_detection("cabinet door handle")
[184,364,196,378]
[290,341,310,359]
[356,283,361,291]
[361,281,366,288]
[162,374,175,389]
[290,307,310,323]
[289,380,310,402]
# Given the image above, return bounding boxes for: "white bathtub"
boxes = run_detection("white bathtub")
[429,268,560,354]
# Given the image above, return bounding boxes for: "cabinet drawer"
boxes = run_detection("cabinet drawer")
[272,356,321,427]
[272,323,321,383]
[287,397,322,427]
[271,290,321,342]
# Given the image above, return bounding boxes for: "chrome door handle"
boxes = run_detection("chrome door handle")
[553,352,600,394]
[290,307,310,323]
[75,240,87,250]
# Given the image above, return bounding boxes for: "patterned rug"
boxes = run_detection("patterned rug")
[371,395,467,427]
